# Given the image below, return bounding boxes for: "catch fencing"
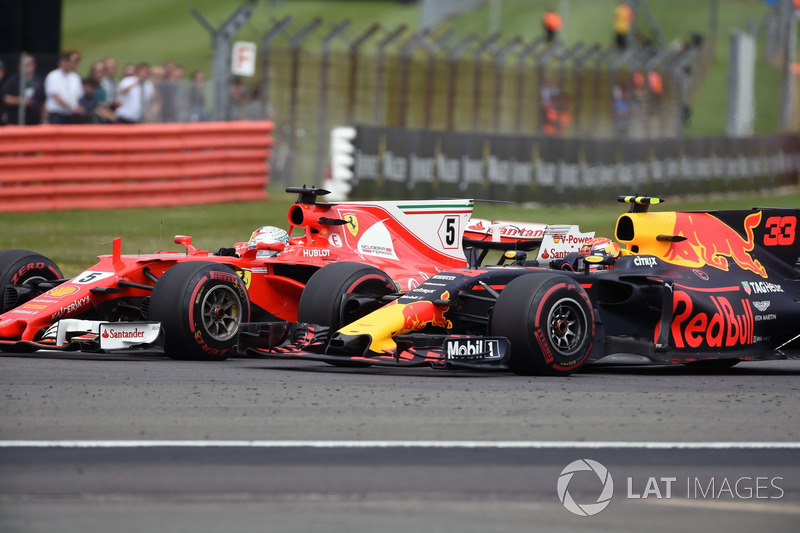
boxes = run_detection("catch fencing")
[256,19,704,185]
[0,121,273,213]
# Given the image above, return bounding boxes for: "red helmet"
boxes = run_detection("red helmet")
[578,237,621,270]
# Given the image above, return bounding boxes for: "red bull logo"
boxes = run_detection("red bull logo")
[664,212,767,278]
[399,291,452,331]
[670,289,754,349]
[339,293,453,354]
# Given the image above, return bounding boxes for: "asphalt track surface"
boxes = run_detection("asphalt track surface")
[1,351,799,532]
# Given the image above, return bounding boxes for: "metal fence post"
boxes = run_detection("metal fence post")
[286,18,322,181]
[591,48,618,136]
[375,25,408,124]
[491,37,522,133]
[17,51,27,125]
[259,16,293,119]
[779,0,797,131]
[315,20,351,184]
[444,34,477,131]
[642,48,671,138]
[555,43,586,136]
[399,31,429,128]
[514,38,545,134]
[189,1,255,121]
[424,29,456,129]
[669,48,698,137]
[572,44,601,135]
[536,43,564,134]
[347,23,381,124]
[471,33,501,131]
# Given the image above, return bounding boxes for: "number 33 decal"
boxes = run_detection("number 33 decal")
[763,216,796,246]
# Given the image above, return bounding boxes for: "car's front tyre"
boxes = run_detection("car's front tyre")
[0,250,63,312]
[491,273,595,376]
[149,262,250,360]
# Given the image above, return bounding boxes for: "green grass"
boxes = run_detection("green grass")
[2,186,797,277]
[443,0,780,136]
[63,0,421,75]
[62,0,785,136]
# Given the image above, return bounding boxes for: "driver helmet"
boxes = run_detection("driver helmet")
[243,226,289,257]
[578,237,621,271]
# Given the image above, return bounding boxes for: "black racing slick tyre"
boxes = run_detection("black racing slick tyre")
[149,262,250,361]
[491,273,595,376]
[297,262,397,330]
[0,250,63,312]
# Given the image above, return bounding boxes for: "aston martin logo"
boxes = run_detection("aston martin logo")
[343,214,359,236]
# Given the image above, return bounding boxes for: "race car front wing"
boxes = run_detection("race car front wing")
[0,320,165,354]
[238,322,511,370]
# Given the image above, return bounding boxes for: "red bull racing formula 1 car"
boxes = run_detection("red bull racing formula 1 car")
[0,187,560,360]
[241,197,800,375]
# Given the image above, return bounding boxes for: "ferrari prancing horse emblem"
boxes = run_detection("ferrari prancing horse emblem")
[343,214,359,236]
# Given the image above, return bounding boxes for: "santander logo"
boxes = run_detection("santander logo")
[102,328,146,339]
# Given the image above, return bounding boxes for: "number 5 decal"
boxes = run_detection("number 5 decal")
[438,216,460,249]
[764,216,796,246]
[74,271,114,284]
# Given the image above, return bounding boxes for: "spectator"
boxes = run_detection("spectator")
[116,62,154,124]
[86,60,117,123]
[101,56,119,105]
[122,62,136,78]
[612,82,632,137]
[2,54,46,125]
[246,83,268,120]
[0,60,6,124]
[542,9,563,43]
[229,77,248,119]
[44,51,85,124]
[613,1,634,49]
[540,79,570,135]
[87,61,109,103]
[145,64,165,122]
[170,64,186,120]
[188,70,209,122]
[159,62,183,122]
[78,77,100,123]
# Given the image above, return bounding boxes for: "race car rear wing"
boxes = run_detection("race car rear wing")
[463,219,594,267]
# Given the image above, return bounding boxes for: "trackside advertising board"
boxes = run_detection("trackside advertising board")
[348,126,798,204]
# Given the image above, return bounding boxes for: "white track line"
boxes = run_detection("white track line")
[1,440,799,449]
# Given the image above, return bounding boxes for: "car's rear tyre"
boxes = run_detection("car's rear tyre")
[491,273,594,376]
[0,250,63,312]
[298,262,396,329]
[149,262,250,361]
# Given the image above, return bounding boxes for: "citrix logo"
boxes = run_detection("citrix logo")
[557,459,614,516]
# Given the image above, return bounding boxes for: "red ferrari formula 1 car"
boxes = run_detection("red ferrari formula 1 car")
[241,197,800,375]
[0,187,560,360]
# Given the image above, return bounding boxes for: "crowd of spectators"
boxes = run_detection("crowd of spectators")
[0,50,210,126]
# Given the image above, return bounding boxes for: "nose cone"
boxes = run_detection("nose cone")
[0,318,25,339]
